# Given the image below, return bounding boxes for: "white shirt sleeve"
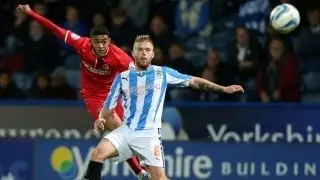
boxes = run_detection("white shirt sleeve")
[164,66,192,87]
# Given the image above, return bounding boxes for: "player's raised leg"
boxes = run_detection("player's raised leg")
[84,98,150,179]
[83,125,136,180]
[82,138,119,180]
[112,105,150,179]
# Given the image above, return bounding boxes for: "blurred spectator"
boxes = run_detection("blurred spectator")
[257,37,301,103]
[0,0,318,102]
[297,6,320,59]
[174,0,212,38]
[92,12,106,26]
[227,25,264,84]
[44,0,68,23]
[12,10,29,40]
[0,69,24,99]
[150,16,173,55]
[168,44,198,101]
[23,21,59,73]
[0,0,16,47]
[238,0,269,35]
[109,7,137,50]
[120,0,150,29]
[167,42,196,75]
[62,6,87,54]
[201,50,238,101]
[5,10,29,51]
[33,3,47,16]
[150,0,177,33]
[307,5,320,34]
[28,71,53,99]
[51,67,78,100]
[266,24,294,52]
[152,47,165,66]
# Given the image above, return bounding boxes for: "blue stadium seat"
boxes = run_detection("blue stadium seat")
[65,70,80,89]
[212,13,237,33]
[161,122,176,140]
[184,36,212,52]
[162,107,183,136]
[65,54,81,70]
[12,73,32,91]
[211,32,234,51]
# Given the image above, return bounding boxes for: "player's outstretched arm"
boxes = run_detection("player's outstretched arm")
[17,4,84,50]
[164,66,244,94]
[189,77,244,94]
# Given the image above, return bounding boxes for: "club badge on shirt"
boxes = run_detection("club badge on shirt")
[155,69,163,79]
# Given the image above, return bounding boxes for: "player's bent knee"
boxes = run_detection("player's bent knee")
[92,139,118,162]
[91,147,106,161]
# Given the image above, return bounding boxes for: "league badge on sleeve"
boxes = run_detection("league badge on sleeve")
[71,33,80,40]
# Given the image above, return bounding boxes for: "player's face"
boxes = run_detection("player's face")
[132,41,154,70]
[91,35,110,57]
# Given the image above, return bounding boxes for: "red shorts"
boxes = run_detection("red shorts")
[83,97,123,121]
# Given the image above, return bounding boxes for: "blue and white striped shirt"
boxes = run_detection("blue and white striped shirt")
[104,65,192,130]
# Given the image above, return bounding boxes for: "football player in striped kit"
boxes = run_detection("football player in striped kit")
[82,35,244,180]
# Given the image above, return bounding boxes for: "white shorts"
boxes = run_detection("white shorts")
[104,125,165,168]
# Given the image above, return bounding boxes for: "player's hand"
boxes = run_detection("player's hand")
[94,118,106,133]
[17,4,31,14]
[223,85,244,94]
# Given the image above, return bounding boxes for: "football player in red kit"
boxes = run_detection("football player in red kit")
[17,4,150,180]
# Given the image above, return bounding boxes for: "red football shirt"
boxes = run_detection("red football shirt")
[26,10,133,99]
[64,32,133,99]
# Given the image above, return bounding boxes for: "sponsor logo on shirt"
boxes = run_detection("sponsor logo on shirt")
[123,84,161,96]
[82,61,110,75]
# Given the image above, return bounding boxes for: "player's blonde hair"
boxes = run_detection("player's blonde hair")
[134,35,153,44]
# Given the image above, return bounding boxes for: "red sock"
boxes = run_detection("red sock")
[126,157,144,175]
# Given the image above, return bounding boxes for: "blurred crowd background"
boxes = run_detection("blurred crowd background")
[0,0,319,103]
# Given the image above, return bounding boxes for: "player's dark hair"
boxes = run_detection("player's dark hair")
[90,26,109,37]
